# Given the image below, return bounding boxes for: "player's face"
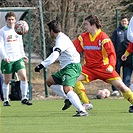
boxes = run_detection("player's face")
[84,20,92,32]
[6,16,16,28]
[120,18,128,27]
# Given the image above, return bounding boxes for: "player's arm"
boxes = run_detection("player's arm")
[103,39,116,73]
[121,42,133,61]
[127,17,133,43]
[34,48,60,72]
[73,35,84,53]
[0,30,9,62]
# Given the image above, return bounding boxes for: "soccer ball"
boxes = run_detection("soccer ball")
[103,89,110,98]
[14,20,29,35]
[96,89,106,99]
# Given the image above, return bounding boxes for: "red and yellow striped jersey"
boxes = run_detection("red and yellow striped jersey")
[73,29,116,68]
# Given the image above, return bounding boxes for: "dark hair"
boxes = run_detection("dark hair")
[5,12,16,20]
[47,20,60,33]
[85,15,101,29]
[120,14,128,20]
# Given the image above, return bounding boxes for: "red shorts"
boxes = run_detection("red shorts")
[82,65,121,83]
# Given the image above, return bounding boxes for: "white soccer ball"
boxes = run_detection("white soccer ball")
[96,89,106,99]
[14,20,29,35]
[103,89,110,98]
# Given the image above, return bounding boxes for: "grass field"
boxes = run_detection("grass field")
[0,99,133,133]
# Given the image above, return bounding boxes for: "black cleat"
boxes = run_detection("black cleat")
[62,99,72,110]
[3,101,11,106]
[129,106,133,113]
[21,99,32,106]
[73,111,88,117]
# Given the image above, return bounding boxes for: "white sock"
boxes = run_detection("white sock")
[50,85,67,99]
[67,90,86,112]
[2,83,9,102]
[20,81,28,100]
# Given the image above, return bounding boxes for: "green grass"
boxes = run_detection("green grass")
[0,99,133,133]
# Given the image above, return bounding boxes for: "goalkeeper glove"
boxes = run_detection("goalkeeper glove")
[34,64,44,72]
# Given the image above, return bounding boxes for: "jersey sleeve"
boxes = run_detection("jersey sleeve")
[73,35,84,53]
[124,42,133,56]
[41,51,59,67]
[102,38,116,69]
[0,29,8,59]
[53,36,68,53]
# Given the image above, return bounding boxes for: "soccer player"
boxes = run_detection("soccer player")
[110,15,132,96]
[34,20,88,117]
[0,12,32,106]
[121,41,133,113]
[72,15,133,111]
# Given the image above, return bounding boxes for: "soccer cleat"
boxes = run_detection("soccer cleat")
[111,90,120,96]
[3,101,11,106]
[83,103,93,110]
[129,106,133,113]
[62,99,72,110]
[21,99,32,106]
[73,111,88,117]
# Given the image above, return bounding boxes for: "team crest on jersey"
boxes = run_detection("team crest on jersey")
[98,40,102,46]
[15,34,19,38]
[7,35,12,39]
[7,34,18,42]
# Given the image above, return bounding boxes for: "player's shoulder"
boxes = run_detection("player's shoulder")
[99,30,110,38]
[0,25,9,32]
[79,32,89,38]
[0,26,6,34]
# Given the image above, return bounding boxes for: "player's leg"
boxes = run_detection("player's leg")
[47,75,67,99]
[129,83,133,113]
[111,79,133,105]
[62,63,88,116]
[2,74,11,106]
[64,86,88,116]
[16,59,32,105]
[47,74,71,110]
[74,71,93,110]
[1,60,13,106]
[74,81,93,110]
[104,69,133,107]
[111,59,121,96]
[123,66,133,113]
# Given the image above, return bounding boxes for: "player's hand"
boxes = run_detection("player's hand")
[34,64,44,72]
[106,65,113,73]
[121,54,127,61]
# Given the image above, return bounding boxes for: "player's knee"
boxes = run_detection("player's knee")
[113,80,127,92]
[4,79,10,84]
[64,86,73,94]
[46,76,55,87]
[46,79,52,87]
